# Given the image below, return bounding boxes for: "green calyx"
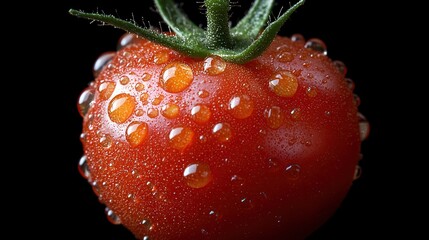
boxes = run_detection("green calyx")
[69,0,305,64]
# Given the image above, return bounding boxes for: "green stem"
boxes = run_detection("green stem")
[205,0,233,49]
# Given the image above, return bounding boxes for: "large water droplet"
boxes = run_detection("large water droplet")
[291,33,305,44]
[191,104,212,124]
[264,106,285,129]
[228,94,254,119]
[108,93,137,123]
[99,134,113,149]
[153,50,170,64]
[169,127,195,151]
[203,56,226,75]
[212,123,232,142]
[93,52,115,78]
[183,163,213,188]
[98,81,116,100]
[78,155,90,179]
[117,32,139,49]
[269,71,299,97]
[141,219,154,231]
[285,164,301,180]
[333,60,348,77]
[119,75,130,85]
[159,62,194,93]
[358,112,370,141]
[161,103,180,119]
[304,38,327,55]
[354,165,362,180]
[126,121,149,147]
[77,87,95,117]
[105,207,121,225]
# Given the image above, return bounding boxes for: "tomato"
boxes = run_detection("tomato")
[72,0,369,239]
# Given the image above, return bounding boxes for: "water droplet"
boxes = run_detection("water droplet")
[269,71,299,97]
[291,33,305,43]
[169,127,195,151]
[135,83,145,92]
[78,155,90,179]
[142,72,152,81]
[290,108,301,120]
[304,38,327,55]
[140,92,149,105]
[93,52,115,78]
[354,165,362,180]
[345,78,355,90]
[135,109,144,116]
[161,103,180,119]
[126,121,149,147]
[153,50,170,64]
[228,94,254,119]
[203,56,226,75]
[268,158,281,172]
[159,62,194,93]
[198,90,210,98]
[358,112,370,141]
[119,75,130,85]
[353,94,361,106]
[191,104,212,124]
[333,60,348,77]
[306,86,318,97]
[98,81,116,100]
[147,108,159,118]
[108,93,136,123]
[117,32,139,49]
[240,197,254,209]
[212,123,232,142]
[231,175,245,187]
[77,87,95,117]
[141,219,154,231]
[183,163,213,188]
[264,106,285,129]
[285,164,301,180]
[105,207,121,225]
[208,210,223,221]
[99,134,113,149]
[152,95,164,105]
[143,236,150,240]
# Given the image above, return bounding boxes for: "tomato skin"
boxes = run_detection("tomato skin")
[79,35,361,240]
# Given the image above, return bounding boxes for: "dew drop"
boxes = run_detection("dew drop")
[159,62,194,93]
[184,163,213,188]
[105,207,121,225]
[169,127,195,151]
[98,81,116,100]
[304,38,327,55]
[126,121,149,147]
[264,106,285,129]
[291,33,305,43]
[117,32,139,49]
[231,175,245,187]
[78,155,90,179]
[108,93,136,123]
[268,158,281,172]
[285,164,301,180]
[204,56,226,75]
[77,87,95,117]
[354,165,362,180]
[197,90,210,98]
[152,95,164,105]
[141,219,154,231]
[212,123,232,142]
[93,52,115,78]
[353,94,361,107]
[135,109,145,116]
[147,108,159,118]
[153,50,170,64]
[290,108,301,120]
[119,75,130,85]
[140,93,149,105]
[333,60,348,77]
[135,83,145,92]
[240,197,254,209]
[99,134,113,149]
[191,104,212,124]
[306,86,318,97]
[358,112,370,141]
[269,71,299,97]
[209,210,223,221]
[345,78,355,90]
[161,103,180,119]
[228,94,254,119]
[142,73,152,81]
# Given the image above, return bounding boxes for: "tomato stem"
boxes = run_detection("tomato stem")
[69,0,305,64]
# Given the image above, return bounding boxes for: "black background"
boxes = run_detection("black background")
[18,0,419,239]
